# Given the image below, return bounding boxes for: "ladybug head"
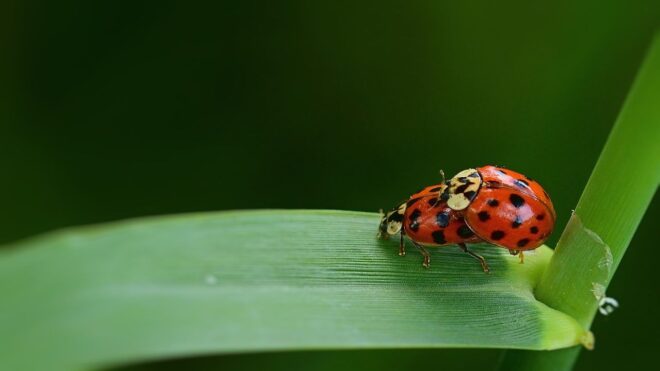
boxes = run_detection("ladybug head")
[377,203,406,239]
[377,210,390,239]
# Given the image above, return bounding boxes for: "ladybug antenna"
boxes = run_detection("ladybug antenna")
[438,169,445,183]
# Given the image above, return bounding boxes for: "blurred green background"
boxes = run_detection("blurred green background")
[1,1,658,370]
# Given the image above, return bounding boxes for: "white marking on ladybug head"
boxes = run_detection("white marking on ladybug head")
[447,194,471,210]
[446,168,481,211]
[378,202,406,238]
[453,168,478,179]
[386,219,402,235]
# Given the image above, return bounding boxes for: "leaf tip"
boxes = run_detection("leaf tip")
[580,331,595,350]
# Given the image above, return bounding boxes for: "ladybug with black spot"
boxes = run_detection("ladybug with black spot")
[443,165,556,262]
[378,166,555,272]
[378,175,490,272]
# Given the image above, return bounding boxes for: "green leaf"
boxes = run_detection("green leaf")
[1,210,584,370]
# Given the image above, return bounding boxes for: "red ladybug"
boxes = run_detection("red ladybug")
[443,165,556,262]
[378,166,555,271]
[378,181,489,272]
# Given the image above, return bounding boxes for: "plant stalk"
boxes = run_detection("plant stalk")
[499,32,660,370]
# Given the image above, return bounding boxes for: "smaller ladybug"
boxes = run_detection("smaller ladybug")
[379,181,490,272]
[442,165,556,262]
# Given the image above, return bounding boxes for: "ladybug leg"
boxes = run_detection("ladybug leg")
[411,241,431,268]
[509,249,525,264]
[398,230,406,256]
[458,243,490,273]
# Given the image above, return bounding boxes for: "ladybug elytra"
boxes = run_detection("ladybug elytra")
[378,165,555,272]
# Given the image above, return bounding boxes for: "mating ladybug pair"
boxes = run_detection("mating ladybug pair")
[378,165,556,272]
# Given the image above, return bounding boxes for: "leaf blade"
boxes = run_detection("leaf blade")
[0,210,584,370]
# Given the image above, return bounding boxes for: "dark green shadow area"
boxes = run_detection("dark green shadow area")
[114,348,503,371]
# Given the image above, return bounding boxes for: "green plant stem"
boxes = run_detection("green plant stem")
[499,33,660,370]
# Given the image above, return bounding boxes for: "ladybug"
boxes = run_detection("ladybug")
[442,165,556,262]
[378,180,491,272]
[378,166,555,272]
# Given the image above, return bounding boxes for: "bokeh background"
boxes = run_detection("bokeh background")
[1,1,658,370]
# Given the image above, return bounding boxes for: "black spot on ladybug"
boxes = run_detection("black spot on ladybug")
[464,190,476,200]
[440,189,450,201]
[457,176,469,183]
[388,212,403,223]
[457,225,475,238]
[478,211,490,221]
[496,169,508,175]
[530,226,539,234]
[436,211,450,227]
[514,179,529,188]
[427,198,438,207]
[409,209,422,232]
[429,186,442,192]
[509,194,525,208]
[406,197,421,207]
[487,199,499,207]
[491,230,505,240]
[432,230,446,244]
[454,183,470,193]
[517,238,530,248]
[511,216,522,229]
[469,172,480,178]
[536,213,545,221]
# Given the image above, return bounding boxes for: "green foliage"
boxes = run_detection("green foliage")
[0,210,585,371]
